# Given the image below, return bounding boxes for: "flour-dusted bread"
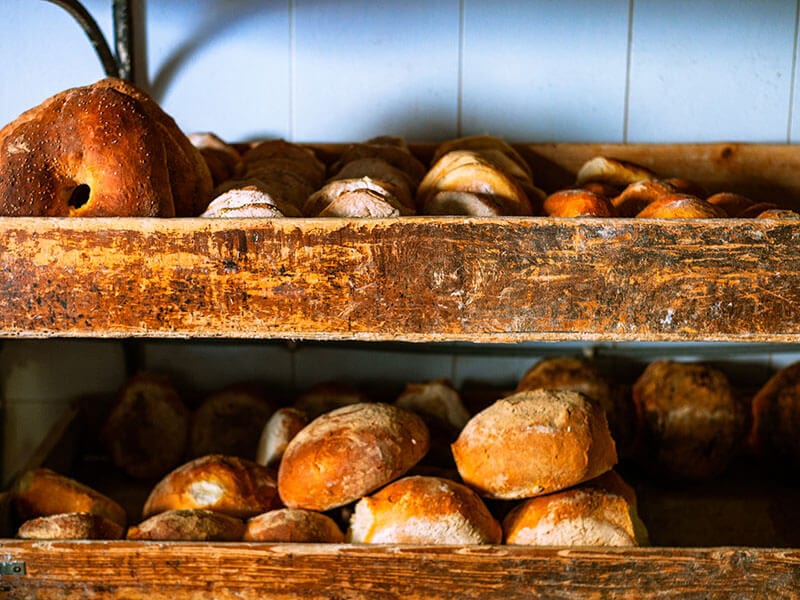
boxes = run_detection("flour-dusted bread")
[749,360,800,467]
[244,508,344,542]
[502,471,648,546]
[255,407,309,468]
[101,372,190,480]
[142,454,281,519]
[189,384,277,459]
[348,475,501,544]
[127,509,245,541]
[632,360,747,480]
[452,389,617,500]
[12,468,127,527]
[278,403,430,511]
[17,512,124,540]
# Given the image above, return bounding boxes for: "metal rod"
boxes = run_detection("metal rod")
[42,0,120,78]
[112,0,134,82]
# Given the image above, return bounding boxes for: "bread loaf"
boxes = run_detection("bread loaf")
[13,468,127,527]
[542,189,617,217]
[292,381,367,419]
[749,360,800,467]
[17,512,124,540]
[635,194,727,218]
[278,403,430,511]
[348,475,501,544]
[502,471,648,546]
[632,360,747,480]
[127,509,245,541]
[255,407,309,468]
[244,508,344,542]
[101,373,190,480]
[452,389,617,499]
[575,156,655,187]
[143,454,281,519]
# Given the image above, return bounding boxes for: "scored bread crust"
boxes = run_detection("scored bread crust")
[17,512,124,540]
[142,454,280,519]
[127,509,245,541]
[13,468,127,527]
[244,508,344,543]
[348,475,501,545]
[451,389,617,500]
[278,403,430,511]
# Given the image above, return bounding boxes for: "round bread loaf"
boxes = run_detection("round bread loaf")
[256,407,309,468]
[278,403,430,511]
[101,373,190,480]
[635,194,727,218]
[12,468,127,527]
[292,381,368,420]
[17,512,124,540]
[516,357,635,459]
[244,508,344,542]
[451,389,617,499]
[749,360,800,467]
[576,156,655,187]
[632,360,747,480]
[127,509,245,541]
[542,189,617,217]
[502,471,648,546]
[348,475,501,544]
[142,454,281,519]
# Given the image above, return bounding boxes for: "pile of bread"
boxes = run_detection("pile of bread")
[1,78,797,219]
[11,356,800,546]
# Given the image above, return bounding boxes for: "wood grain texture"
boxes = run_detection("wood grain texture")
[0,216,797,342]
[0,542,797,599]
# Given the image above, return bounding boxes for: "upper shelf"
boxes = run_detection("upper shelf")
[0,142,798,343]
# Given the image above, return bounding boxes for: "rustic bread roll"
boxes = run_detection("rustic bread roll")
[749,361,800,467]
[635,194,727,218]
[664,178,708,199]
[452,389,617,499]
[17,512,124,540]
[12,468,127,527]
[189,384,277,459]
[278,403,430,511]
[395,379,470,432]
[422,191,506,216]
[328,158,416,210]
[430,135,533,181]
[304,177,414,217]
[516,357,635,459]
[502,471,648,546]
[632,360,747,480]
[542,189,617,217]
[143,454,281,519]
[127,509,245,541]
[348,475,501,544]
[244,508,344,542]
[575,156,656,187]
[241,139,326,185]
[203,178,303,217]
[188,132,241,187]
[756,207,800,219]
[256,407,309,468]
[705,192,758,217]
[331,140,426,188]
[101,373,190,480]
[611,180,677,217]
[292,381,368,420]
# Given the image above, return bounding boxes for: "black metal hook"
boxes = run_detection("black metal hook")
[42,0,135,82]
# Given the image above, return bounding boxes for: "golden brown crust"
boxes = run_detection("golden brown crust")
[101,373,190,480]
[244,508,344,542]
[632,360,747,480]
[705,192,757,217]
[189,384,277,459]
[12,468,127,527]
[127,509,245,541]
[17,512,124,540]
[278,403,430,511]
[543,189,617,217]
[576,156,656,187]
[142,454,280,519]
[430,135,533,180]
[452,389,617,500]
[611,180,676,217]
[749,361,800,465]
[635,194,727,218]
[256,407,309,468]
[348,475,501,544]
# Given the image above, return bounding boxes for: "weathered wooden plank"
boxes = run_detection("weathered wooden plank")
[0,542,797,599]
[0,217,797,342]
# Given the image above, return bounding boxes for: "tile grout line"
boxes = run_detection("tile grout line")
[457,0,465,137]
[787,0,800,143]
[622,0,635,143]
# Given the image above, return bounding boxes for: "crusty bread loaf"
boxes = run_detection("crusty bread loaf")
[749,360,800,467]
[17,512,124,540]
[516,357,635,459]
[189,384,277,459]
[348,475,501,544]
[13,468,127,527]
[142,454,281,519]
[244,508,344,542]
[292,381,368,420]
[101,373,190,480]
[502,471,648,546]
[632,360,747,480]
[188,132,241,187]
[611,180,677,217]
[255,407,309,468]
[127,509,245,541]
[542,189,617,217]
[635,194,727,218]
[452,389,617,499]
[278,403,430,511]
[575,156,655,187]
